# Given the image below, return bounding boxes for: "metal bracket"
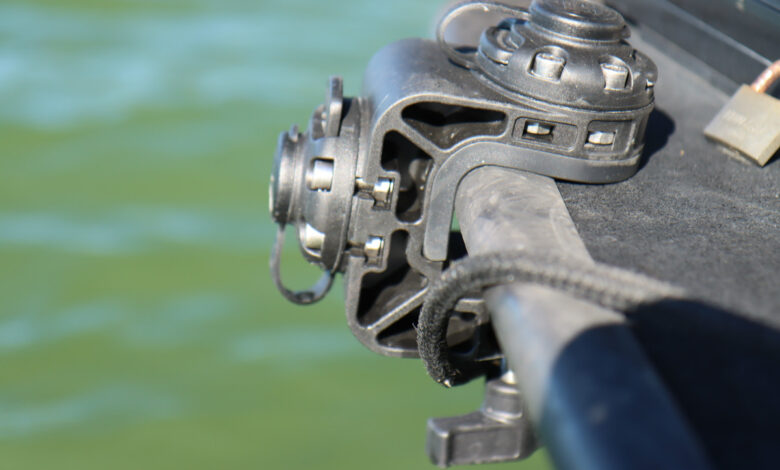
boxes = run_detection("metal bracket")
[269,0,658,360]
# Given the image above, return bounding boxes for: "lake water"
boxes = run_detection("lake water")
[0,0,550,468]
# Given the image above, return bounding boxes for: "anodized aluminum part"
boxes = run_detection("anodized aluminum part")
[269,0,657,361]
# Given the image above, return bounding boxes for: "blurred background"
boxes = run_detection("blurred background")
[0,0,551,468]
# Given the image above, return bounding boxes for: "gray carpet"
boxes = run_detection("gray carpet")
[558,33,779,325]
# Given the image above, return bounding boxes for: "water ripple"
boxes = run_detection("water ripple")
[0,293,241,352]
[0,208,271,254]
[0,1,437,128]
[0,385,181,439]
[230,327,362,363]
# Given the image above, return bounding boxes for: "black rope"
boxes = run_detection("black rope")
[417,252,685,387]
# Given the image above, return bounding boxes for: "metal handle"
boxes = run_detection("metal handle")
[436,1,529,69]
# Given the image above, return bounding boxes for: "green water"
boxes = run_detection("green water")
[0,1,551,468]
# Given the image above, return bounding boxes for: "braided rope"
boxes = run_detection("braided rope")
[417,252,685,386]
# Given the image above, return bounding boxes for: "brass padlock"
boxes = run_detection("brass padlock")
[704,60,780,167]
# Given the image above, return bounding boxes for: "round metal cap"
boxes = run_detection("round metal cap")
[529,0,627,41]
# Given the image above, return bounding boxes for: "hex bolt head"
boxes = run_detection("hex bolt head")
[306,159,334,191]
[531,52,565,81]
[303,224,326,252]
[364,236,384,259]
[525,121,553,136]
[372,178,394,204]
[588,130,616,145]
[601,63,629,90]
